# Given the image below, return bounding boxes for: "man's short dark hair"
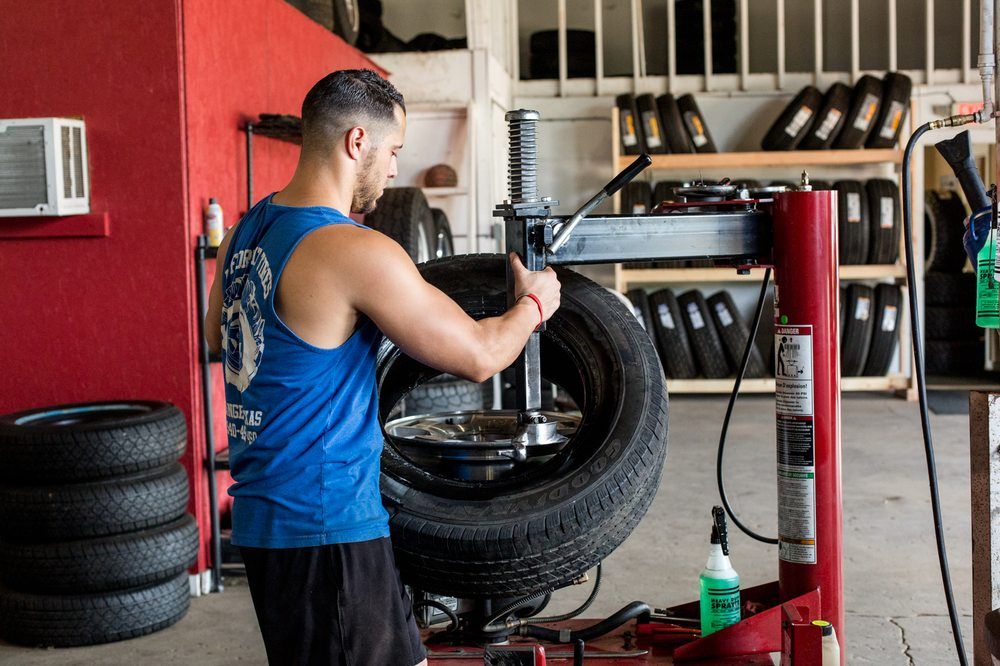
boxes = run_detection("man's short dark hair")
[300,69,405,153]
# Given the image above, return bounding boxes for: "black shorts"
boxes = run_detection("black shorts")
[241,537,426,666]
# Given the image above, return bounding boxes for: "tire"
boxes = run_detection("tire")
[761,86,823,151]
[799,83,852,150]
[648,289,698,379]
[866,179,901,264]
[866,72,912,149]
[430,208,454,259]
[833,181,869,265]
[376,255,668,598]
[925,271,976,307]
[636,94,669,154]
[0,463,189,541]
[616,94,643,156]
[677,94,717,153]
[925,306,979,341]
[621,180,653,215]
[840,284,876,376]
[756,286,776,375]
[656,94,695,153]
[707,291,767,378]
[402,378,485,416]
[366,187,435,263]
[833,75,883,149]
[653,180,683,207]
[677,290,731,378]
[0,401,185,483]
[925,191,969,273]
[0,572,190,648]
[0,514,198,594]
[332,0,360,45]
[926,339,984,376]
[861,284,902,376]
[625,288,655,338]
[839,285,847,337]
[809,180,833,191]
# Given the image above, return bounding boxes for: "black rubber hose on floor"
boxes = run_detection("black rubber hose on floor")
[518,601,651,643]
[902,122,967,666]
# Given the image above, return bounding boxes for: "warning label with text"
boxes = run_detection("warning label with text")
[775,325,817,564]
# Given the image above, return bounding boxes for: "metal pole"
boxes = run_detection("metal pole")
[772,190,843,662]
[195,236,223,594]
[245,124,254,211]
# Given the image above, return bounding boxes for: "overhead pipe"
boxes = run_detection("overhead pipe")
[979,0,995,122]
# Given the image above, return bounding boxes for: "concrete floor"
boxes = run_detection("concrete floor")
[0,393,977,664]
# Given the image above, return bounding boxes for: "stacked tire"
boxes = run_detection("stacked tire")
[840,283,902,376]
[366,187,439,264]
[626,288,769,379]
[0,401,195,647]
[924,190,981,376]
[831,178,901,265]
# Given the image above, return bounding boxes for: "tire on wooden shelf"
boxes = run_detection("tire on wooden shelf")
[861,284,902,376]
[678,290,730,378]
[925,306,979,340]
[833,180,869,265]
[430,208,454,259]
[376,254,667,598]
[924,191,969,273]
[635,94,668,154]
[839,285,847,337]
[625,288,656,339]
[676,94,717,153]
[761,85,822,151]
[0,463,189,542]
[833,75,883,149]
[798,83,852,150]
[656,94,695,153]
[926,339,985,376]
[0,572,189,648]
[925,272,976,308]
[0,401,185,483]
[616,94,643,156]
[865,72,912,149]
[840,284,876,376]
[648,288,698,379]
[332,0,361,45]
[866,179,901,265]
[366,187,435,264]
[706,290,767,378]
[621,181,653,215]
[0,514,198,594]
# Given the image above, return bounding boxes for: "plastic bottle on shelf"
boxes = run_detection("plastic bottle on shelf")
[206,198,224,247]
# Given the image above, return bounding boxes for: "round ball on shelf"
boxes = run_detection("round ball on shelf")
[424,164,458,188]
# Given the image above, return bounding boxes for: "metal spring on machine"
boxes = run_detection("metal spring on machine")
[505,110,540,203]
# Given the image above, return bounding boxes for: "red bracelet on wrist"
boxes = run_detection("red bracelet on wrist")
[519,293,544,329]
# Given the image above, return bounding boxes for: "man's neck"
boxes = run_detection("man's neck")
[271,161,352,213]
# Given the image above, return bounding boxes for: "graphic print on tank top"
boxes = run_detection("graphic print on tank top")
[222,246,273,392]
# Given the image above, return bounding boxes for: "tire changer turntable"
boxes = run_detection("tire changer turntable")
[408,109,844,664]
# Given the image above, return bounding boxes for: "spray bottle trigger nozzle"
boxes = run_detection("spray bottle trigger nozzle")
[712,506,730,556]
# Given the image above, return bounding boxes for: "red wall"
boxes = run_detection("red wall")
[0,0,381,570]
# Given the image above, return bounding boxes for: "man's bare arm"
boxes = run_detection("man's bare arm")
[333,230,560,383]
[204,229,236,356]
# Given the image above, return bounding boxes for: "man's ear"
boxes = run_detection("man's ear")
[344,126,367,162]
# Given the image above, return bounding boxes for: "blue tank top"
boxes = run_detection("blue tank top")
[220,194,389,548]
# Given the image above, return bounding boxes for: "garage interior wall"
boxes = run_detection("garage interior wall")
[0,0,381,574]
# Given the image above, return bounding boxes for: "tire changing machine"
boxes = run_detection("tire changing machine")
[423,109,843,664]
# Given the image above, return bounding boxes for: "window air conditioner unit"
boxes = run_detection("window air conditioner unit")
[0,117,90,217]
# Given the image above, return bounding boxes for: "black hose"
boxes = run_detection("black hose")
[716,267,779,544]
[481,590,551,633]
[531,564,602,624]
[901,122,968,665]
[411,599,459,633]
[519,601,651,643]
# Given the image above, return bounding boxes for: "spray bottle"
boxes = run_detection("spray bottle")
[699,506,741,636]
[977,203,1000,328]
[206,198,224,248]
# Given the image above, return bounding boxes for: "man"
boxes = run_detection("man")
[205,69,561,665]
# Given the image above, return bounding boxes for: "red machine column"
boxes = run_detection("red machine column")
[771,190,844,658]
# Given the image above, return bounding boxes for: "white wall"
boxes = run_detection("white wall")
[380,0,467,41]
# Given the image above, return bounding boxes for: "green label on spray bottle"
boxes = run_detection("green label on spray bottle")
[977,226,1000,329]
[699,575,741,636]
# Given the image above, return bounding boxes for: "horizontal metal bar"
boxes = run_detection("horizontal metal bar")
[542,211,772,265]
